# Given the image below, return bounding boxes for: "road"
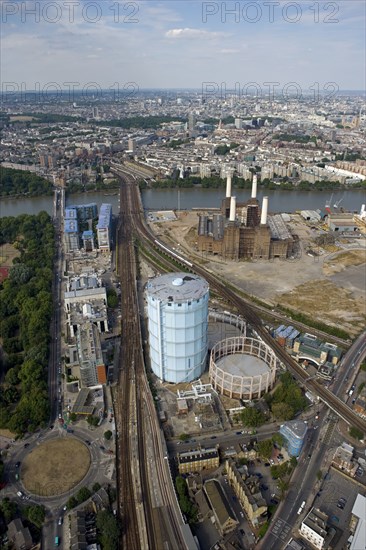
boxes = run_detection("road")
[4,422,115,550]
[49,186,64,423]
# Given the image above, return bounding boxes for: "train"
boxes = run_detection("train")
[154,239,193,268]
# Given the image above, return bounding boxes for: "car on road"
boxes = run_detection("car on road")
[99,446,105,450]
[240,511,244,518]
[260,484,268,491]
[210,436,217,439]
[15,462,21,468]
[236,431,242,435]
[240,529,245,535]
[264,462,270,467]
[24,443,29,448]
[16,491,24,498]
[58,517,63,525]
[85,440,91,446]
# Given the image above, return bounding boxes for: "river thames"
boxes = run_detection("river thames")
[0,188,365,218]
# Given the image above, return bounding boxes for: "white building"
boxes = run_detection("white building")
[300,508,329,549]
[350,494,366,550]
[146,272,209,383]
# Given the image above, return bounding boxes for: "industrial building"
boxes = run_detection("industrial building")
[280,420,308,457]
[97,203,112,252]
[209,336,277,400]
[197,175,294,260]
[327,213,359,233]
[146,272,209,383]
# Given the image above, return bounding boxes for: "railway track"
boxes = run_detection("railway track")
[112,166,366,435]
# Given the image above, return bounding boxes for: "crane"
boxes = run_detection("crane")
[334,195,344,209]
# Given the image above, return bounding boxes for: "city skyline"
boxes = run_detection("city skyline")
[2,0,366,91]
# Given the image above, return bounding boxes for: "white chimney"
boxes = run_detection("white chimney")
[361,203,365,214]
[226,174,232,198]
[229,196,236,222]
[251,174,257,199]
[261,196,268,225]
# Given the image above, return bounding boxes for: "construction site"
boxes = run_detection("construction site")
[146,196,366,338]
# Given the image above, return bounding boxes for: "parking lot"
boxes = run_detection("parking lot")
[312,468,363,549]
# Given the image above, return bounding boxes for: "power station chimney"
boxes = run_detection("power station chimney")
[260,196,268,225]
[229,196,236,222]
[226,174,232,198]
[251,174,257,199]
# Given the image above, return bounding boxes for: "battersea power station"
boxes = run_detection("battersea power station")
[197,175,294,260]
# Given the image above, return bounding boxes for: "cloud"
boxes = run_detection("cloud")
[165,28,226,39]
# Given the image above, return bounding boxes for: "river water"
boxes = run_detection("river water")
[0,189,365,218]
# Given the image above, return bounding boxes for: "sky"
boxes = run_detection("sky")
[1,0,366,93]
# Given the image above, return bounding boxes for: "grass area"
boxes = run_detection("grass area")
[277,279,365,339]
[0,243,20,267]
[328,250,366,267]
[22,438,90,496]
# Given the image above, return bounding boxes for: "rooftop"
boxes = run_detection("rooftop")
[146,272,209,302]
[96,203,112,229]
[281,420,308,439]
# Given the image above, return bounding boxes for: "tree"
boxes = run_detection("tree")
[93,482,101,492]
[67,496,77,509]
[349,427,364,440]
[0,498,17,523]
[179,433,189,441]
[104,430,112,440]
[271,402,294,421]
[69,413,77,422]
[87,415,99,427]
[257,439,273,459]
[76,486,91,504]
[96,510,120,550]
[25,504,46,528]
[240,408,265,428]
[271,433,285,448]
[107,289,118,308]
[316,470,322,481]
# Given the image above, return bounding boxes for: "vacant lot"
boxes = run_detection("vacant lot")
[22,438,90,496]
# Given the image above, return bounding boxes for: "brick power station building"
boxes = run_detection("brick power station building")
[197,175,294,260]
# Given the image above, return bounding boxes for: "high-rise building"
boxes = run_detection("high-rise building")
[146,272,209,383]
[188,112,196,131]
[96,204,112,252]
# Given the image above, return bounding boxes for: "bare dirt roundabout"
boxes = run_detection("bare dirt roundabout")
[21,438,91,497]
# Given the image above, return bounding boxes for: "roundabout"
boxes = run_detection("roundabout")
[21,438,91,497]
